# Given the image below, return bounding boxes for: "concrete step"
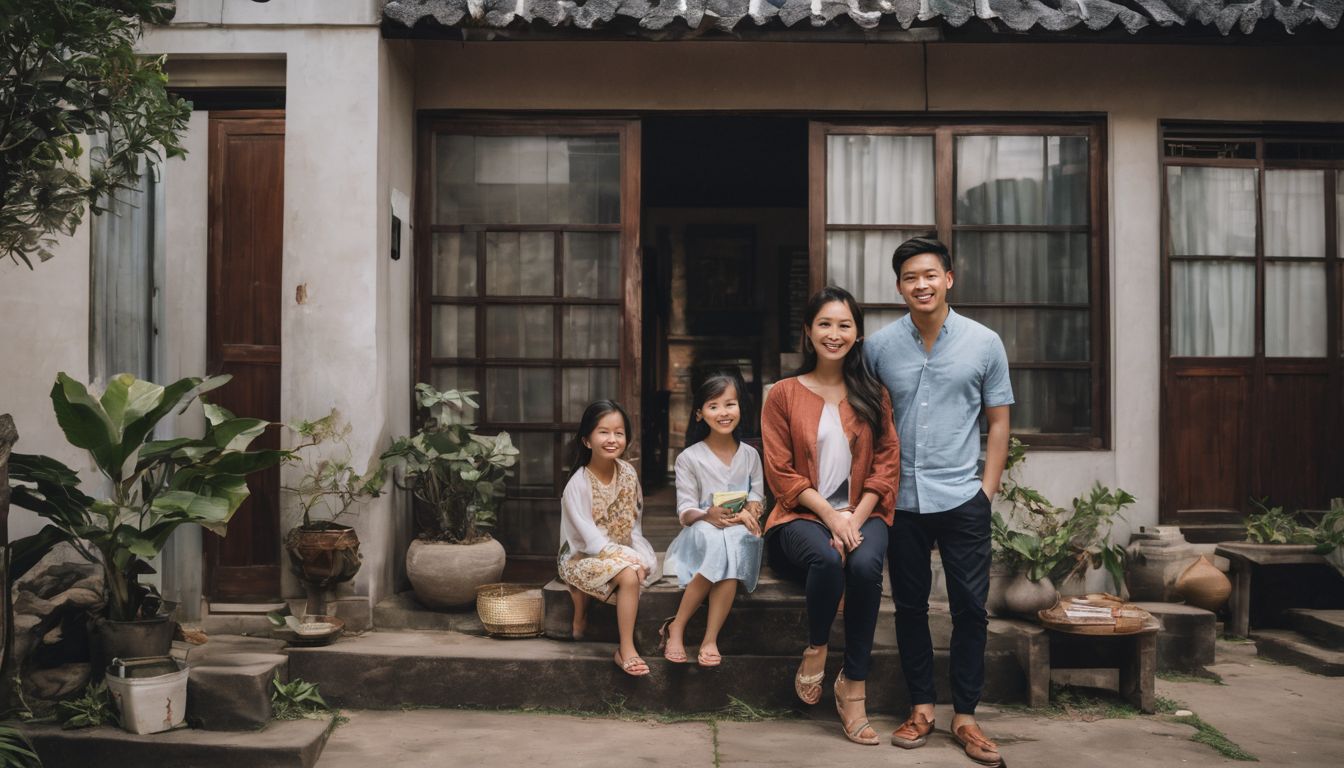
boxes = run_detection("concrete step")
[1132,601,1216,672]
[374,592,486,634]
[285,628,1045,714]
[1286,609,1344,649]
[541,575,978,657]
[1251,629,1344,676]
[17,717,336,768]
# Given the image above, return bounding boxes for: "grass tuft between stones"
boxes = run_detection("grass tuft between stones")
[1173,713,1258,762]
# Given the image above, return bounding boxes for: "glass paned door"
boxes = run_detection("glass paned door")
[421,122,638,497]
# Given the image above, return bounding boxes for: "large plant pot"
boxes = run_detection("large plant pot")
[985,561,1013,618]
[285,523,362,614]
[95,615,175,671]
[1125,526,1197,602]
[406,537,506,610]
[1004,573,1058,618]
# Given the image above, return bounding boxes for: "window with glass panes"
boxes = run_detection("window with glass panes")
[813,122,1106,448]
[419,124,633,496]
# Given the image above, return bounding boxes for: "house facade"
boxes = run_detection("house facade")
[1,0,1341,622]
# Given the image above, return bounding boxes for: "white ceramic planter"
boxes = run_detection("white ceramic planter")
[105,659,188,734]
[406,537,507,609]
[1004,573,1058,618]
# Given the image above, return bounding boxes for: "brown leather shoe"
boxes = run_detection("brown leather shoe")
[889,711,935,748]
[953,722,1003,767]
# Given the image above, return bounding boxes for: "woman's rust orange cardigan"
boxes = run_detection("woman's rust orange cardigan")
[760,376,902,533]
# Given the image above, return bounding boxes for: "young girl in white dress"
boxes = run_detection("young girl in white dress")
[659,372,765,668]
[557,400,660,676]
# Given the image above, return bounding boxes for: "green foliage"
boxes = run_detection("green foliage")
[1244,498,1344,553]
[1,0,190,268]
[55,682,117,729]
[283,410,386,529]
[992,437,1134,588]
[0,726,40,768]
[271,676,333,721]
[8,372,286,620]
[381,385,519,544]
[1174,713,1258,761]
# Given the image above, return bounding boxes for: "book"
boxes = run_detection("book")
[712,491,749,514]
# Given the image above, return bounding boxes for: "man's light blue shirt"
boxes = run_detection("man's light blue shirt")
[864,308,1014,514]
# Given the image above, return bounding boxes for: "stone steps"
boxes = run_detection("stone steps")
[1251,629,1344,676]
[1286,608,1344,648]
[17,717,336,768]
[285,628,1044,714]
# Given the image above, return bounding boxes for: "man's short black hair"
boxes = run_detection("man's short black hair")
[891,237,952,276]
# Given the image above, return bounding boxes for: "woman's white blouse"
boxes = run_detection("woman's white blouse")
[815,402,852,509]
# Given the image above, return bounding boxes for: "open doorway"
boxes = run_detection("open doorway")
[639,116,809,509]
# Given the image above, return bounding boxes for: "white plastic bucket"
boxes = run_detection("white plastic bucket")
[105,658,189,734]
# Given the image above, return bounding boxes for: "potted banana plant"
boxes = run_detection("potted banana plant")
[8,372,285,664]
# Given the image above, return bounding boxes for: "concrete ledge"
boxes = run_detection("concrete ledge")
[16,717,336,768]
[374,592,486,634]
[1287,609,1344,648]
[1252,629,1344,676]
[1133,601,1216,672]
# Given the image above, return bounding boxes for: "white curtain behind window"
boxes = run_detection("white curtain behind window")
[1264,170,1326,358]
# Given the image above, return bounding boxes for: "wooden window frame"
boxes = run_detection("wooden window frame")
[1158,125,1344,519]
[415,118,642,499]
[809,119,1110,450]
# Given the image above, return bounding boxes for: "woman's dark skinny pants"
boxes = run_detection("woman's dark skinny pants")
[768,517,889,681]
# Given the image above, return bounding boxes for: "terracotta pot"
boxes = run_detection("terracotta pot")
[285,524,363,589]
[406,537,506,610]
[1175,555,1232,612]
[1004,573,1057,618]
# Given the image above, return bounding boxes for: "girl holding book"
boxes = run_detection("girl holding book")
[761,286,901,746]
[558,400,660,676]
[659,372,765,668]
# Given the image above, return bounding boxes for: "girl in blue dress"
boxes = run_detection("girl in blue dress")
[659,372,765,667]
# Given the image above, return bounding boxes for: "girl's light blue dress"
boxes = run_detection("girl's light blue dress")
[663,441,766,592]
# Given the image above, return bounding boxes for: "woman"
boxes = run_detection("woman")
[761,286,900,745]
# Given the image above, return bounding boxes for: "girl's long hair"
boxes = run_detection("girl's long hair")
[684,370,750,450]
[796,286,887,436]
[567,400,632,476]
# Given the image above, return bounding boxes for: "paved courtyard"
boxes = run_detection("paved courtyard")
[315,639,1343,767]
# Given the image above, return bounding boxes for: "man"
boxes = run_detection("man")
[863,237,1012,767]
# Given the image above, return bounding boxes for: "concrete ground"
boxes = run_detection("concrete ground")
[316,639,1343,767]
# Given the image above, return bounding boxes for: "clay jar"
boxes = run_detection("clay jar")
[1174,555,1232,612]
[406,537,506,609]
[1125,526,1197,602]
[1004,573,1058,618]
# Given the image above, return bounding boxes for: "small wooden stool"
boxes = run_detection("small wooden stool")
[1045,626,1158,713]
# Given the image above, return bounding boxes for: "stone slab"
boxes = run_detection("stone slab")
[16,717,335,768]
[1287,608,1344,648]
[286,629,1037,714]
[188,652,288,730]
[1133,601,1216,671]
[1251,629,1344,676]
[374,592,486,633]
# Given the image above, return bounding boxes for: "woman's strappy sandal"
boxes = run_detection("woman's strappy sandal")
[793,645,825,705]
[833,673,880,746]
[657,617,687,664]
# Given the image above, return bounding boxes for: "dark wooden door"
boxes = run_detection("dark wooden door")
[1161,158,1343,521]
[205,112,284,599]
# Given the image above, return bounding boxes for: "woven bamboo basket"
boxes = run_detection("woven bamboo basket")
[475,583,544,637]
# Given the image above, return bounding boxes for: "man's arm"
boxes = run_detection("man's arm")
[981,405,1010,499]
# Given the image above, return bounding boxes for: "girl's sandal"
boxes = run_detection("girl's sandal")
[614,650,650,677]
[833,673,880,746]
[696,647,722,668]
[793,646,825,705]
[657,617,688,664]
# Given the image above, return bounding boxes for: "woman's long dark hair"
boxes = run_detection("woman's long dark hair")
[796,286,887,436]
[684,371,750,450]
[568,399,632,476]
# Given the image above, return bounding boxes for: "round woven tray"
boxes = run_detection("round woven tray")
[475,583,544,637]
[1039,596,1159,636]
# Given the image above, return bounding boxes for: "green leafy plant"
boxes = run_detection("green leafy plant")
[1243,499,1315,545]
[381,385,519,544]
[283,411,386,530]
[1,0,191,268]
[55,682,117,730]
[993,437,1134,589]
[1310,498,1344,552]
[271,676,332,721]
[8,373,286,620]
[0,725,40,768]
